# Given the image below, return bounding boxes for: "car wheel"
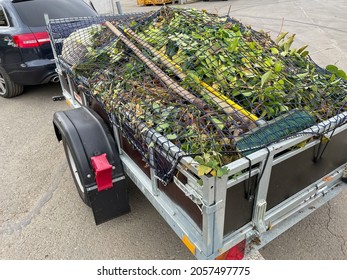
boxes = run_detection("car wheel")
[0,67,24,98]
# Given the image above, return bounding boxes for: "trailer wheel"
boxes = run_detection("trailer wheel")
[63,139,91,207]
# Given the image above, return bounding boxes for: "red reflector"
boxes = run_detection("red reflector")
[12,31,50,48]
[225,240,246,260]
[216,240,246,260]
[91,153,113,192]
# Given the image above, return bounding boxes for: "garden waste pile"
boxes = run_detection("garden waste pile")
[57,7,347,183]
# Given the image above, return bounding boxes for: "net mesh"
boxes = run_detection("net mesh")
[48,7,347,184]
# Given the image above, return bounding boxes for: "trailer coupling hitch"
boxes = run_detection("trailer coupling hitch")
[52,95,66,102]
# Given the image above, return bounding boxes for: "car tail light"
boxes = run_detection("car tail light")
[12,32,50,48]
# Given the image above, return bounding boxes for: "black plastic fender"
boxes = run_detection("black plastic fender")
[53,106,124,184]
[53,106,130,224]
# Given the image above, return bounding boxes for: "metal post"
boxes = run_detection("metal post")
[252,150,274,234]
[212,175,228,256]
[115,0,123,15]
[201,175,217,257]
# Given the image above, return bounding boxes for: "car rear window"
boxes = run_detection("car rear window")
[13,0,96,27]
[0,6,9,27]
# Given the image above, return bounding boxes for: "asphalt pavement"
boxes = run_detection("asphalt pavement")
[0,0,346,260]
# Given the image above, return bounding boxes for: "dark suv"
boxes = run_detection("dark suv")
[0,0,98,98]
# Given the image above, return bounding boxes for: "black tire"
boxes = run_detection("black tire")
[0,67,24,98]
[63,138,91,207]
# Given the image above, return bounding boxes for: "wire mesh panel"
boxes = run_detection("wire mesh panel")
[48,7,347,184]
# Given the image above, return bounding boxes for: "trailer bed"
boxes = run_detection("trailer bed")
[47,9,347,259]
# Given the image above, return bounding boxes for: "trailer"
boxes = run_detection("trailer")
[47,8,347,260]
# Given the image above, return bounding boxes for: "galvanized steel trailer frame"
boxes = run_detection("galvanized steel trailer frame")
[49,18,347,260]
